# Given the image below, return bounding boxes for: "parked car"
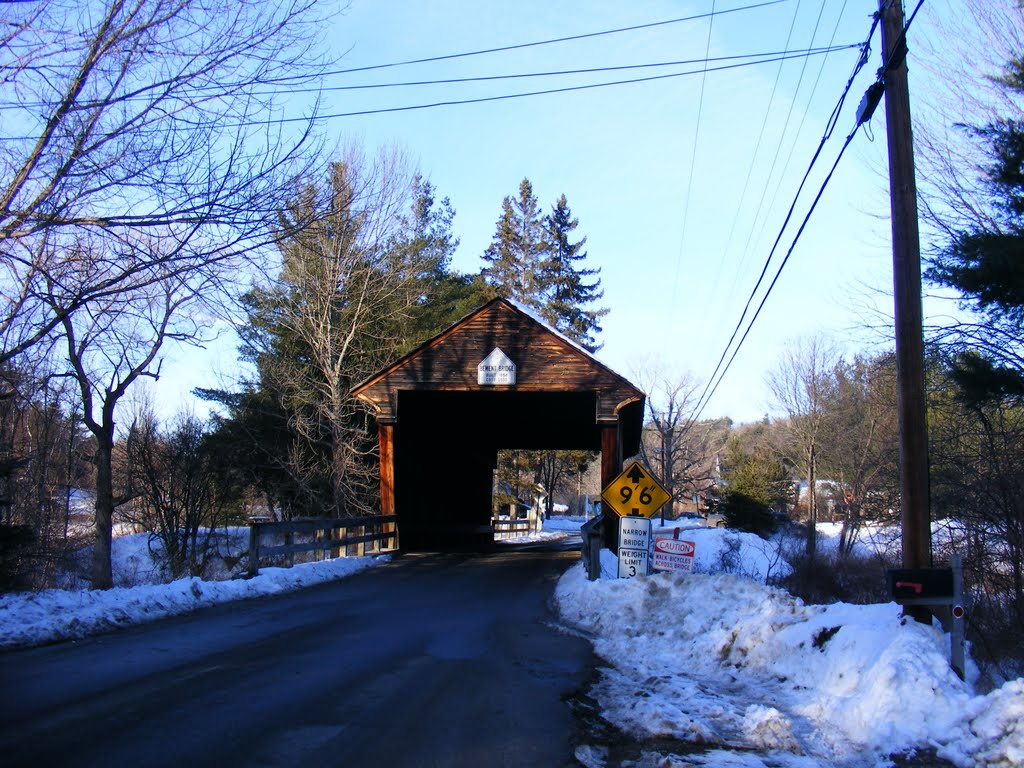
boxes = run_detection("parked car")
[704,512,727,528]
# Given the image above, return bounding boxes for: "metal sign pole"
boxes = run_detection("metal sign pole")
[950,555,966,680]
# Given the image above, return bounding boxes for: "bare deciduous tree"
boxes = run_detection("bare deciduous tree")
[767,335,840,559]
[126,409,235,580]
[58,241,221,588]
[246,148,446,517]
[0,0,330,366]
[1,0,333,587]
[633,363,729,519]
[913,0,1024,238]
[817,353,901,555]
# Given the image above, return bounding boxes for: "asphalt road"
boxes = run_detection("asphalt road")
[0,546,594,768]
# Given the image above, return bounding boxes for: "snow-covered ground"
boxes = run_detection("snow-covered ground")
[1,517,1021,767]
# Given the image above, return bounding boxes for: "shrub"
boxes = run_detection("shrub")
[777,549,893,605]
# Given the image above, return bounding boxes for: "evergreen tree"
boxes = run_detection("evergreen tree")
[481,178,546,309]
[926,58,1024,403]
[402,177,488,343]
[541,194,609,352]
[204,154,479,518]
[481,181,609,500]
[717,430,790,538]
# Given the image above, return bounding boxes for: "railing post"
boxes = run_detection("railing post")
[580,514,603,581]
[248,520,260,577]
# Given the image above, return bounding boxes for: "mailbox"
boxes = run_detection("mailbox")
[887,558,967,682]
[887,567,954,603]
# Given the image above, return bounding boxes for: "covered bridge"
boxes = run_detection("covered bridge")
[352,298,645,549]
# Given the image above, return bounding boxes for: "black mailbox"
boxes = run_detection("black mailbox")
[888,567,954,602]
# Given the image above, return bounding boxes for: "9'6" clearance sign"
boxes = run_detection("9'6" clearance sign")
[601,460,672,518]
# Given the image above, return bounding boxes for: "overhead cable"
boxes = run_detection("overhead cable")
[670,0,717,316]
[222,46,862,129]
[326,0,789,76]
[684,9,882,426]
[695,0,928,422]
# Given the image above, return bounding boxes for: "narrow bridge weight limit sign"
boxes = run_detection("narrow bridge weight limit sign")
[601,460,671,518]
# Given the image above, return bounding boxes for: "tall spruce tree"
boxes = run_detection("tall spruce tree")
[542,194,609,353]
[402,177,488,342]
[481,178,546,310]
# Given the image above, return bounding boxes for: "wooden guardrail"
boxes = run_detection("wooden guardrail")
[248,515,398,577]
[491,518,533,540]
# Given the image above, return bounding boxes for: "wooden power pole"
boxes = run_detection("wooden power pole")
[879,0,932,612]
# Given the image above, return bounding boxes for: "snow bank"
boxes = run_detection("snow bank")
[653,525,792,581]
[0,556,385,649]
[555,560,1024,767]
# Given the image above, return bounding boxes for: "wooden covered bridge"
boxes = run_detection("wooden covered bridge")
[352,298,645,549]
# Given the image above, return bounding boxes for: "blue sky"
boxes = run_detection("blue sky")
[157,0,944,424]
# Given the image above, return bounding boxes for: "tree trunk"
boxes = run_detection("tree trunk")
[807,444,817,560]
[91,436,115,589]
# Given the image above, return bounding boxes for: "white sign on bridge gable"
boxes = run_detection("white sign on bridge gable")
[478,348,516,385]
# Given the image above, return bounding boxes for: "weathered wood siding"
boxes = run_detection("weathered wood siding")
[353,299,642,422]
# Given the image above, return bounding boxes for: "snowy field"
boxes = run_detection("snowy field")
[1,517,1022,767]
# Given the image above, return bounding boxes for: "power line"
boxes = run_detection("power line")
[180,48,865,130]
[0,44,866,142]
[268,45,858,94]
[684,10,881,426]
[670,0,717,320]
[326,0,789,77]
[0,44,860,114]
[688,0,926,423]
[692,127,860,425]
[739,0,852,287]
[727,0,834,301]
[712,0,811,311]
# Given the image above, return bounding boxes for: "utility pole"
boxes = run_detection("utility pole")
[879,0,932,621]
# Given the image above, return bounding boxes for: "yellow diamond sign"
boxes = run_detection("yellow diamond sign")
[601,461,672,518]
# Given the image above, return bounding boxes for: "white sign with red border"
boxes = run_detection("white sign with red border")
[653,536,696,573]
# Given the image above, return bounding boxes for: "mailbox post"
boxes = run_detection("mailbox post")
[887,556,966,680]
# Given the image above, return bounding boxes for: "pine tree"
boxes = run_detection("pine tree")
[541,194,609,352]
[481,178,546,309]
[926,58,1024,403]
[404,177,488,340]
[717,431,789,538]
[205,155,480,518]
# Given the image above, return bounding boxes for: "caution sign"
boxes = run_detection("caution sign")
[653,537,696,573]
[601,461,672,518]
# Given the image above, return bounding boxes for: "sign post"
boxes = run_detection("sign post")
[602,461,671,579]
